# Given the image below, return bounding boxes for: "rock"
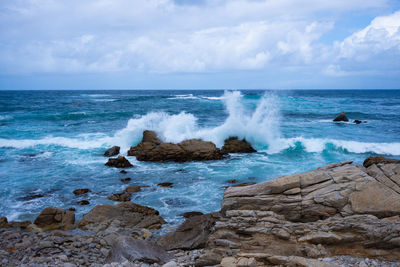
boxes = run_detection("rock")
[105,156,133,168]
[8,220,31,229]
[34,207,75,231]
[205,159,400,262]
[120,170,128,174]
[77,200,90,205]
[354,120,362,124]
[106,235,172,264]
[107,193,131,202]
[162,261,178,267]
[18,194,44,201]
[221,137,256,154]
[363,156,400,168]
[226,179,238,184]
[0,217,9,228]
[157,212,220,250]
[77,202,166,232]
[333,112,349,122]
[231,182,256,187]
[181,211,204,218]
[128,131,223,162]
[73,188,91,195]
[124,185,141,193]
[104,146,120,157]
[120,177,131,182]
[158,182,173,188]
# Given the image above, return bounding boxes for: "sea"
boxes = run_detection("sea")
[0,90,399,228]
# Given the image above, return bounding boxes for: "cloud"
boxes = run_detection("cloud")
[0,0,397,81]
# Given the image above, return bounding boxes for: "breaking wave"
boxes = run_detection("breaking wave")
[0,91,399,156]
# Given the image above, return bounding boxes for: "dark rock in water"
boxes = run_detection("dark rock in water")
[120,170,128,174]
[226,179,238,184]
[105,156,133,168]
[232,182,256,187]
[157,212,220,250]
[158,182,173,188]
[124,185,141,193]
[19,194,44,201]
[73,188,91,195]
[181,211,204,218]
[221,137,256,154]
[363,156,400,168]
[333,112,349,122]
[106,235,172,264]
[354,120,362,124]
[104,146,120,157]
[34,207,75,231]
[175,168,187,173]
[77,200,90,205]
[120,177,131,182]
[77,202,166,231]
[107,192,131,202]
[128,130,223,162]
[68,208,76,212]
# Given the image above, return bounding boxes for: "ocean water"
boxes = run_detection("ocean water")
[0,90,399,227]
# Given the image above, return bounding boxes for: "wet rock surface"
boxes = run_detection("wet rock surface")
[128,131,224,162]
[33,207,75,231]
[105,156,133,168]
[221,137,256,154]
[104,146,120,157]
[333,112,349,122]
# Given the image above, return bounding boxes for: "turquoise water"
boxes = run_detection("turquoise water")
[0,90,399,227]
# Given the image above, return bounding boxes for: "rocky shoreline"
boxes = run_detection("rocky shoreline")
[1,130,400,267]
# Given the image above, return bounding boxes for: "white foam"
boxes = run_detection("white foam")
[167,94,199,100]
[283,137,400,156]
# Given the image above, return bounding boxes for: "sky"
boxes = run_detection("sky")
[0,0,400,90]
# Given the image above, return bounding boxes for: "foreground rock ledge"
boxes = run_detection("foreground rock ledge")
[205,158,400,265]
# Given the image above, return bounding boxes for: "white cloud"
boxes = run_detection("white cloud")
[0,0,397,77]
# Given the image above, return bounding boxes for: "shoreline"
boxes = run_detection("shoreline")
[1,156,400,266]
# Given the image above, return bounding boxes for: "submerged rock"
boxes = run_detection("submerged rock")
[33,207,75,231]
[119,170,128,174]
[120,177,131,182]
[77,202,166,232]
[107,192,131,202]
[333,112,349,122]
[104,146,120,157]
[221,137,256,154]
[158,182,173,188]
[105,156,133,168]
[19,194,44,201]
[124,185,141,193]
[127,131,223,162]
[77,200,90,205]
[73,188,90,195]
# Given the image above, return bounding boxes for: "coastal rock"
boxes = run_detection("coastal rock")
[73,188,90,195]
[106,235,172,264]
[107,192,131,202]
[157,212,220,250]
[104,146,120,157]
[333,112,349,122]
[77,202,166,232]
[181,211,204,218]
[33,207,75,231]
[124,185,141,193]
[18,194,44,201]
[105,156,133,168]
[120,177,131,182]
[202,159,400,262]
[127,131,223,162]
[77,200,90,205]
[363,156,400,168]
[158,182,173,188]
[0,217,8,228]
[221,137,256,154]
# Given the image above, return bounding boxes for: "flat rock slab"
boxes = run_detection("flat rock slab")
[106,235,172,264]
